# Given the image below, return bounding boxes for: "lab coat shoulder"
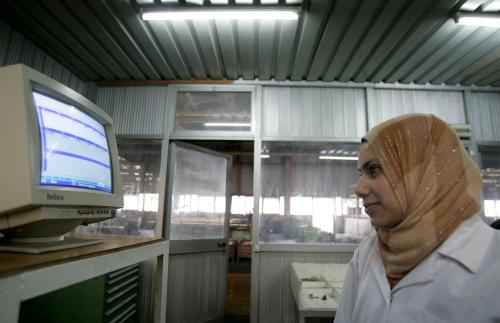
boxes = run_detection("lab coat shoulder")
[334,216,500,323]
[333,232,377,323]
[416,215,500,322]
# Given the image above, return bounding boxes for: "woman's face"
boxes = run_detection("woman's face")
[355,143,404,229]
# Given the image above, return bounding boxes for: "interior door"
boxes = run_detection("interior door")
[165,141,231,323]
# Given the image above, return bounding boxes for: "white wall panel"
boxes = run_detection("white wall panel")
[369,89,465,128]
[96,86,168,135]
[262,87,366,138]
[167,252,225,323]
[467,92,500,141]
[0,20,88,96]
[256,251,353,323]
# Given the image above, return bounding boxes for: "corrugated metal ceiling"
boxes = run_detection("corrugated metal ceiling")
[2,0,500,86]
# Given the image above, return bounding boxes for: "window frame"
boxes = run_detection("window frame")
[253,138,363,253]
[166,85,257,140]
[477,141,500,220]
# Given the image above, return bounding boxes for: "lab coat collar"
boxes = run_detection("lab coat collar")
[370,234,437,300]
[372,215,489,295]
[393,215,490,292]
[437,215,492,274]
[392,245,437,292]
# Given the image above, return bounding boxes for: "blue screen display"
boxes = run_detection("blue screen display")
[33,92,112,193]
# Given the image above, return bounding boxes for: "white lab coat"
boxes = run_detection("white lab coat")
[334,215,500,323]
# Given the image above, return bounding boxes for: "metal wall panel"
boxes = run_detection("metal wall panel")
[0,19,88,96]
[467,92,500,141]
[167,251,225,323]
[257,251,353,323]
[262,87,367,138]
[96,86,168,135]
[369,89,465,128]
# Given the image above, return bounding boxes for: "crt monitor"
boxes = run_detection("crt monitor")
[0,64,123,253]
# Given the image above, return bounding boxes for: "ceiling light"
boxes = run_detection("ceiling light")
[454,12,500,27]
[319,156,358,161]
[142,9,299,21]
[260,154,270,158]
[204,122,251,127]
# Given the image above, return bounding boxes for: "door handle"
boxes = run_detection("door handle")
[217,241,227,247]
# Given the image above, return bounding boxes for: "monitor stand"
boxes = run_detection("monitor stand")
[0,236,103,254]
[0,208,111,253]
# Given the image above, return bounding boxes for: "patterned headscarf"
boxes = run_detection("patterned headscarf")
[363,114,482,288]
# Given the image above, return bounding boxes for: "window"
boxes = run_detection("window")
[77,139,162,237]
[231,195,254,215]
[479,145,500,219]
[259,142,371,244]
[174,91,252,131]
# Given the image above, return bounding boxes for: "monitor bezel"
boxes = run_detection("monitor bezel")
[22,67,123,208]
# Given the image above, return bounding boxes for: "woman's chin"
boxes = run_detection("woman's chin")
[370,217,402,230]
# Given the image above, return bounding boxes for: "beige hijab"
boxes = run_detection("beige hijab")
[363,114,482,288]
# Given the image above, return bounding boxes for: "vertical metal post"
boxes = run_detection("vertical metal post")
[154,244,169,323]
[251,85,263,323]
[364,87,374,131]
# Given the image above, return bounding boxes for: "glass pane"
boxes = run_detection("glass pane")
[170,145,228,240]
[260,142,372,244]
[77,139,162,237]
[479,145,500,219]
[229,154,254,243]
[174,92,251,131]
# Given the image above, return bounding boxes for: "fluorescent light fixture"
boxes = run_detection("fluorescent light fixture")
[260,154,270,158]
[319,156,358,161]
[142,9,299,21]
[483,2,500,12]
[460,0,484,11]
[455,12,500,27]
[204,122,251,127]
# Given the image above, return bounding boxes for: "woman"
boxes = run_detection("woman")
[334,114,500,323]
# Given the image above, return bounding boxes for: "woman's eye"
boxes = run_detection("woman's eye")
[369,165,382,177]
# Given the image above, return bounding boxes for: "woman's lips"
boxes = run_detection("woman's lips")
[364,203,379,216]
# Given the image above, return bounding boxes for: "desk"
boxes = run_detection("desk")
[292,289,338,323]
[0,233,169,323]
[290,262,347,323]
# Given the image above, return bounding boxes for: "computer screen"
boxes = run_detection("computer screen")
[33,92,112,193]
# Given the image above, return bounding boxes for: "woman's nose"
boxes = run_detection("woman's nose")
[355,176,369,198]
